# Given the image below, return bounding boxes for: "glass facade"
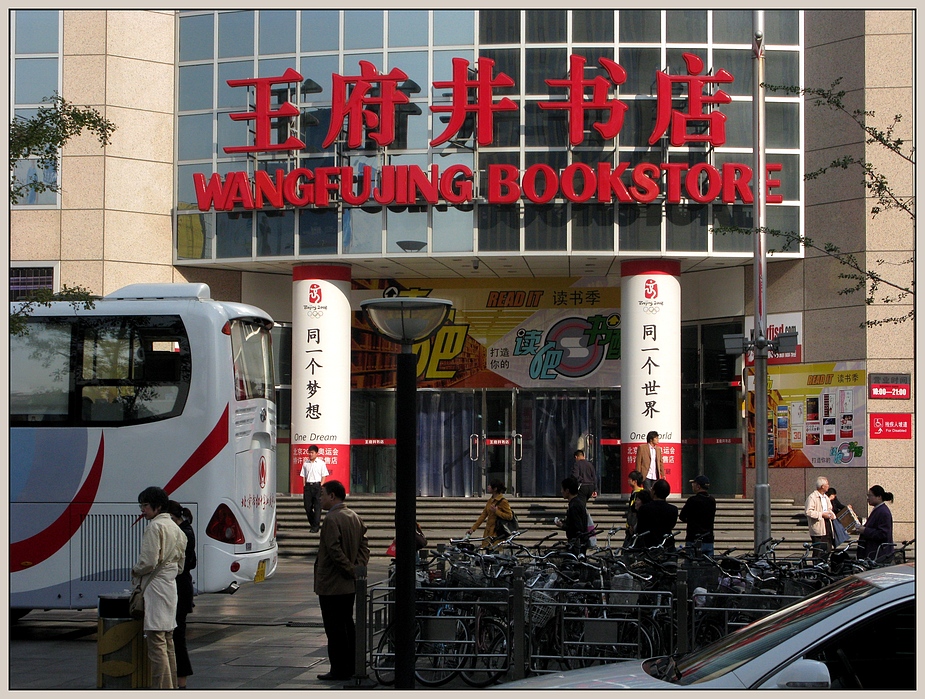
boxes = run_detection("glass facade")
[175,10,804,264]
[11,10,62,207]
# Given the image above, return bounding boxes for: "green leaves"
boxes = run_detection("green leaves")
[10,92,116,204]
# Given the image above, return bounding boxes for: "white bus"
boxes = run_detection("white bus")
[10,283,278,614]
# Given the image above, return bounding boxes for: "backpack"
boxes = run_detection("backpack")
[495,507,519,538]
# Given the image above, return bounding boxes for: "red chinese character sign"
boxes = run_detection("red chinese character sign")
[194,56,786,212]
[290,265,353,494]
[620,260,682,494]
[869,413,912,440]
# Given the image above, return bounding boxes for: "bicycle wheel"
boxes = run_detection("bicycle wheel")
[372,624,396,686]
[414,617,469,686]
[459,616,509,687]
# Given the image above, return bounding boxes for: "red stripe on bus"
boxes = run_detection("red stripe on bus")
[163,404,230,495]
[10,434,106,573]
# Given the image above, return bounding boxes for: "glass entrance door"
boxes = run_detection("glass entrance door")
[517,390,594,497]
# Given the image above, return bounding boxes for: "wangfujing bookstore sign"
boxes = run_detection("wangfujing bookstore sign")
[193,54,785,212]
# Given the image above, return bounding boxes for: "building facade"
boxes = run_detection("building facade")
[9,10,915,541]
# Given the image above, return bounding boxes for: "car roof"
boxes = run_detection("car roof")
[851,562,914,588]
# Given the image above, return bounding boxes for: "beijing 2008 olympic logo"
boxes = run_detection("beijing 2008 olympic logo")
[308,283,323,304]
[644,279,658,299]
[259,456,267,489]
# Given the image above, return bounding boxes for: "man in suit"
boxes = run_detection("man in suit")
[635,430,664,490]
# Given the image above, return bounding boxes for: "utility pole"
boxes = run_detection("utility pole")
[752,10,771,555]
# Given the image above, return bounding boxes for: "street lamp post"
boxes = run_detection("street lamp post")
[360,296,453,690]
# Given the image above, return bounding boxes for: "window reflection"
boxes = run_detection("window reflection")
[15,59,58,104]
[345,11,383,49]
[299,209,338,255]
[179,65,213,111]
[301,11,339,52]
[216,211,253,257]
[15,11,59,53]
[218,11,254,58]
[435,11,474,46]
[257,208,295,257]
[259,10,296,55]
[389,10,428,47]
[180,14,213,62]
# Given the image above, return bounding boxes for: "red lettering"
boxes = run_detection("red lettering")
[408,165,440,204]
[561,163,596,202]
[439,165,473,204]
[596,162,631,203]
[313,167,341,207]
[488,164,521,204]
[254,169,284,209]
[225,171,255,209]
[486,291,500,307]
[283,168,313,206]
[722,163,753,203]
[394,166,410,205]
[662,162,688,202]
[341,166,371,206]
[522,164,557,203]
[630,162,660,202]
[766,163,783,204]
[193,172,229,211]
[686,163,721,204]
[374,166,396,204]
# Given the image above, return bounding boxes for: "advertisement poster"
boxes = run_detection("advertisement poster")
[746,361,866,469]
[353,277,622,389]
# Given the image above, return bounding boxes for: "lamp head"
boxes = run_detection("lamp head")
[360,297,453,350]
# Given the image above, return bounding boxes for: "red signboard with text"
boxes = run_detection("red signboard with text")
[869,413,912,440]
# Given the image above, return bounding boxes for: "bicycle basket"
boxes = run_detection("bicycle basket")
[608,572,641,607]
[528,589,556,627]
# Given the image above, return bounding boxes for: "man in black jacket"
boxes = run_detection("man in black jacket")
[636,478,678,550]
[679,474,717,556]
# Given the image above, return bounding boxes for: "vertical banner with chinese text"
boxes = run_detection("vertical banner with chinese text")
[291,265,352,494]
[620,261,682,494]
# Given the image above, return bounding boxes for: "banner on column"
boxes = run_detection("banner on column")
[291,265,352,494]
[620,260,682,494]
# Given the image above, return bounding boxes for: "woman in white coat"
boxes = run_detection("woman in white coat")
[133,486,187,689]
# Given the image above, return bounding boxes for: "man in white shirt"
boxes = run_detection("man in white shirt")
[300,445,330,533]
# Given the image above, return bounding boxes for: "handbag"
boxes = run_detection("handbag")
[832,517,850,547]
[129,560,165,619]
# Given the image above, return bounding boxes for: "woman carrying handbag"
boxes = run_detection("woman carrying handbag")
[132,487,187,689]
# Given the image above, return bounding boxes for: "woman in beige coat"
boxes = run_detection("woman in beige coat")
[132,486,187,689]
[468,479,514,547]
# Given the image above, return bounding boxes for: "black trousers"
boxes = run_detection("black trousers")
[303,482,322,528]
[576,483,595,503]
[318,593,357,678]
[174,608,193,678]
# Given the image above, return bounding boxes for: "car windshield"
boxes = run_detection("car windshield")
[671,576,878,685]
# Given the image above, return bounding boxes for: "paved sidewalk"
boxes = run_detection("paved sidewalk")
[10,556,395,691]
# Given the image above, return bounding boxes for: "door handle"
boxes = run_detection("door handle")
[513,432,522,461]
[585,432,594,462]
[469,433,480,461]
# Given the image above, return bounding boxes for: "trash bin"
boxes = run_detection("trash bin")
[97,594,151,688]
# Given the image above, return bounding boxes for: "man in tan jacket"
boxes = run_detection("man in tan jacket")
[805,475,836,562]
[635,431,664,490]
[314,480,370,681]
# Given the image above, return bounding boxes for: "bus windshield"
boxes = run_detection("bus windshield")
[231,319,275,402]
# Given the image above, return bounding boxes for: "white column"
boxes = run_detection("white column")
[620,260,682,494]
[291,265,353,494]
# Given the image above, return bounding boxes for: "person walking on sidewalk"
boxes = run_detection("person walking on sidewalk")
[300,445,330,533]
[679,475,716,556]
[314,480,370,682]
